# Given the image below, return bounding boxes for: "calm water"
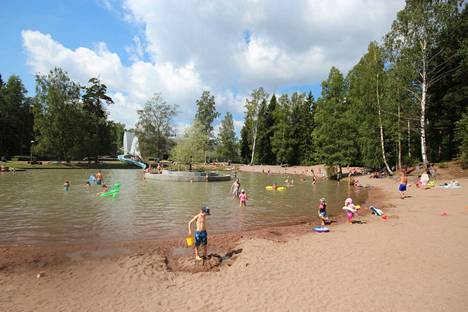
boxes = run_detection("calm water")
[0,169,367,245]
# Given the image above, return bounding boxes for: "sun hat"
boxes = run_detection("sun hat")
[345,198,353,205]
[320,197,327,203]
[241,189,245,192]
[201,206,210,215]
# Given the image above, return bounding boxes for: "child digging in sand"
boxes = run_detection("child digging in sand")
[318,198,329,225]
[188,207,210,260]
[239,189,248,207]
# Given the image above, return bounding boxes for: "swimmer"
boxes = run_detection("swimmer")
[312,175,317,184]
[95,170,103,185]
[272,183,278,190]
[231,178,241,198]
[64,180,70,191]
[96,184,108,196]
[239,189,248,207]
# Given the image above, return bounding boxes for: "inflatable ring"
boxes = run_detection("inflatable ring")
[313,226,330,233]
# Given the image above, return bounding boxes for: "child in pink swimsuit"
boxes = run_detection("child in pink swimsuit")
[343,197,358,224]
[239,189,248,207]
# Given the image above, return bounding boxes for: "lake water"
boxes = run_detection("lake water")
[0,169,367,245]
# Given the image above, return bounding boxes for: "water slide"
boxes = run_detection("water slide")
[118,131,147,169]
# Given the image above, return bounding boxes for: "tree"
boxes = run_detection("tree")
[194,90,219,162]
[135,94,177,160]
[455,109,468,168]
[312,67,357,173]
[82,77,114,162]
[33,68,84,160]
[386,0,463,165]
[216,112,238,161]
[0,75,33,157]
[271,94,292,164]
[171,121,209,163]
[244,87,268,164]
[195,91,219,135]
[348,42,393,173]
[240,125,251,163]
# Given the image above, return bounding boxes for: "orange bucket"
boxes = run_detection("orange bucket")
[186,236,194,247]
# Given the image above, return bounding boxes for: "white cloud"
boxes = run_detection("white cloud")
[21,0,405,129]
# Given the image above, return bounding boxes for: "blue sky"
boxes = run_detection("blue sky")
[0,0,404,132]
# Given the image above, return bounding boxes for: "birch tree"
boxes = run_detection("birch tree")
[386,0,461,165]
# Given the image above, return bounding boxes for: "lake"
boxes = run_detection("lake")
[0,169,367,245]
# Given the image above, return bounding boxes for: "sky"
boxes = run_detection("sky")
[0,0,405,134]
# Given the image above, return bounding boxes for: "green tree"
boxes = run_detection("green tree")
[255,95,277,165]
[81,77,114,162]
[216,112,238,162]
[33,68,84,160]
[348,42,393,173]
[240,125,251,163]
[135,94,177,160]
[0,75,33,157]
[194,90,219,162]
[244,87,268,164]
[171,121,209,163]
[455,110,468,168]
[312,67,357,174]
[271,94,292,164]
[386,0,462,164]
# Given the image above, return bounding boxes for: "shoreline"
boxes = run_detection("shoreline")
[1,168,467,311]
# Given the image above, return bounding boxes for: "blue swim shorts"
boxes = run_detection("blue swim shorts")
[399,183,407,192]
[195,230,208,246]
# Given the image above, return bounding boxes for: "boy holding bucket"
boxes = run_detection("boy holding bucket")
[188,207,210,260]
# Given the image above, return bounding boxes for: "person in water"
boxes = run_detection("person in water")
[188,207,210,260]
[63,181,70,191]
[95,170,103,185]
[231,178,241,198]
[96,184,108,196]
[239,189,248,207]
[399,169,408,199]
[272,183,278,190]
[318,198,329,226]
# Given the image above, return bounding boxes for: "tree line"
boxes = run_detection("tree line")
[0,68,124,161]
[240,0,468,171]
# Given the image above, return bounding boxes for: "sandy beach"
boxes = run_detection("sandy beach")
[1,167,467,312]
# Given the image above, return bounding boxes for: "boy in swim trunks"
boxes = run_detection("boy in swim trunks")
[188,207,210,260]
[399,169,408,199]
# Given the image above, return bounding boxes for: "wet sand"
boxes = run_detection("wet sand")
[1,169,467,311]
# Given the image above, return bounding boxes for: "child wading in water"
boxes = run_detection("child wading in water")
[343,198,358,224]
[239,189,248,207]
[188,207,210,260]
[318,198,329,225]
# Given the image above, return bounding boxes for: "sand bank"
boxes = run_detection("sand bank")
[1,173,467,311]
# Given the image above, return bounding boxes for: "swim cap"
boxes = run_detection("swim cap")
[201,207,211,215]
